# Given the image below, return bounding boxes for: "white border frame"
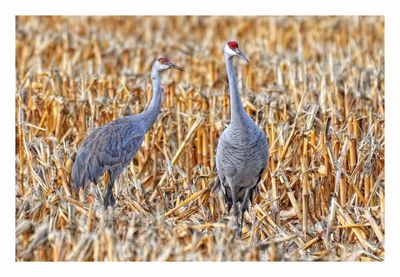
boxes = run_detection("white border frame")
[2,1,398,276]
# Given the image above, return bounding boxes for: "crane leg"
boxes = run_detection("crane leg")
[239,187,252,236]
[229,183,240,237]
[211,175,221,193]
[104,171,117,209]
[104,182,115,209]
[104,168,125,208]
[221,185,233,212]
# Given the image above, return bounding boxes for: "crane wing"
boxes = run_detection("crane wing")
[71,117,145,189]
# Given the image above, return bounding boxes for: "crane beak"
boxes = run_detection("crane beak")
[169,63,184,71]
[235,48,249,64]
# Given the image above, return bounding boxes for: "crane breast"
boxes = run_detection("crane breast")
[216,124,269,187]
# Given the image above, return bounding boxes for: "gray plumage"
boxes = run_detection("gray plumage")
[214,41,269,236]
[71,57,183,208]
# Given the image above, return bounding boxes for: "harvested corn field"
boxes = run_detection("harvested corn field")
[15,16,384,261]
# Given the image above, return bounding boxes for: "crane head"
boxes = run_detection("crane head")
[154,57,184,72]
[224,40,249,64]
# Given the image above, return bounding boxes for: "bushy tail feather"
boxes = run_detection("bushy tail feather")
[71,153,89,190]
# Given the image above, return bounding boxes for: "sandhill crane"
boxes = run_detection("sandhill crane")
[214,41,269,236]
[71,57,183,208]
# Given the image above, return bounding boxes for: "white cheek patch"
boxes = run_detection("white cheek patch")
[224,45,237,56]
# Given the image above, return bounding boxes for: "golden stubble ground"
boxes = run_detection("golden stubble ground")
[15,16,384,261]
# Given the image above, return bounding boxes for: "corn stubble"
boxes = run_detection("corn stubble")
[15,16,384,261]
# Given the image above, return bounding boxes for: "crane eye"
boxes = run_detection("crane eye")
[158,58,169,64]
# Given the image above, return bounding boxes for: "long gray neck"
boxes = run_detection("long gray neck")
[225,54,247,124]
[141,64,162,132]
